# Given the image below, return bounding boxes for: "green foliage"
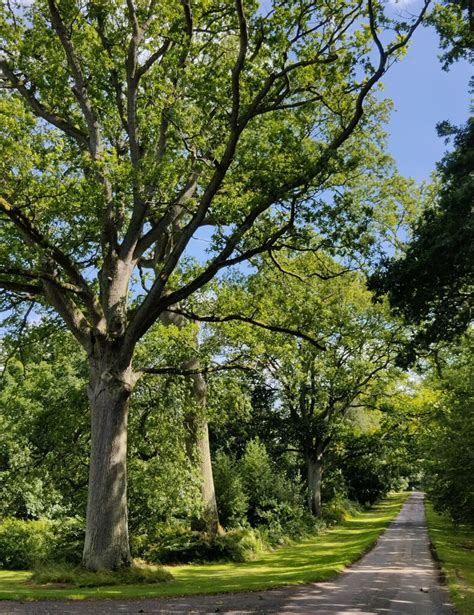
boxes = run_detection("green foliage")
[206,252,404,515]
[51,518,85,565]
[238,439,309,536]
[136,525,265,565]
[0,328,89,519]
[0,327,203,538]
[322,495,361,526]
[0,518,54,570]
[370,120,474,362]
[0,517,83,570]
[215,529,265,562]
[31,562,172,587]
[127,373,203,534]
[213,440,315,544]
[337,434,400,505]
[0,0,419,345]
[428,1,474,69]
[422,336,474,525]
[213,452,248,528]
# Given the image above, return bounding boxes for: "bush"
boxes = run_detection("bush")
[213,452,248,527]
[322,495,361,526]
[0,518,54,569]
[53,517,84,564]
[256,500,320,544]
[139,525,265,564]
[239,439,308,534]
[214,528,265,561]
[144,529,216,564]
[214,439,316,545]
[0,517,84,569]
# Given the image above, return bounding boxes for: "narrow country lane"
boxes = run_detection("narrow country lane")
[0,493,455,615]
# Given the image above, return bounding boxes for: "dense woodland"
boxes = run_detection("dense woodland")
[0,0,472,572]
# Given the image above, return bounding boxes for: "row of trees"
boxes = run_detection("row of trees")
[1,246,471,557]
[0,268,410,547]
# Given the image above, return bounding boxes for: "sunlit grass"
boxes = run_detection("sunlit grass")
[425,501,474,615]
[0,492,408,601]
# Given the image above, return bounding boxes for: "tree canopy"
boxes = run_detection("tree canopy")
[369,119,473,363]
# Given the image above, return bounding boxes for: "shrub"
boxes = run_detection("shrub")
[140,525,266,564]
[144,529,216,564]
[213,452,248,527]
[53,517,84,564]
[214,528,265,561]
[0,518,54,569]
[239,439,307,533]
[0,517,84,569]
[322,495,361,526]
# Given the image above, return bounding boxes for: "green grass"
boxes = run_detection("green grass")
[425,501,474,615]
[31,561,172,587]
[0,492,408,602]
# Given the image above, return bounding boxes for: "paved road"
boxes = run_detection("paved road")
[0,493,455,614]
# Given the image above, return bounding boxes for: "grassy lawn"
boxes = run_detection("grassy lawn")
[425,501,474,615]
[0,492,408,602]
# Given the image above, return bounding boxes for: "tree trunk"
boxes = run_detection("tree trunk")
[192,420,220,536]
[160,311,221,536]
[187,366,221,537]
[307,455,323,517]
[82,354,134,570]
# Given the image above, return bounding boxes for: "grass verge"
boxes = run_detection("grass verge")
[0,492,408,601]
[425,501,474,615]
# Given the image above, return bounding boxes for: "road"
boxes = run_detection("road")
[0,492,455,614]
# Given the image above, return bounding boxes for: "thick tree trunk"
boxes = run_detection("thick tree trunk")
[307,455,323,517]
[82,355,134,570]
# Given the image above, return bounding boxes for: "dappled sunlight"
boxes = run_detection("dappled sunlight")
[278,493,453,614]
[0,496,457,613]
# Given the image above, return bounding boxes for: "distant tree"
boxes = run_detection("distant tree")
[202,252,403,516]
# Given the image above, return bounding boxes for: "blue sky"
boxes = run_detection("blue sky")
[382,24,471,181]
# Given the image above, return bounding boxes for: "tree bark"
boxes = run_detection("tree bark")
[82,352,134,570]
[187,366,221,537]
[307,454,323,517]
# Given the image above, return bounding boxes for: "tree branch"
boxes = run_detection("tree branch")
[0,279,43,297]
[140,362,253,377]
[0,61,88,147]
[0,196,103,328]
[167,307,327,351]
[47,0,103,159]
